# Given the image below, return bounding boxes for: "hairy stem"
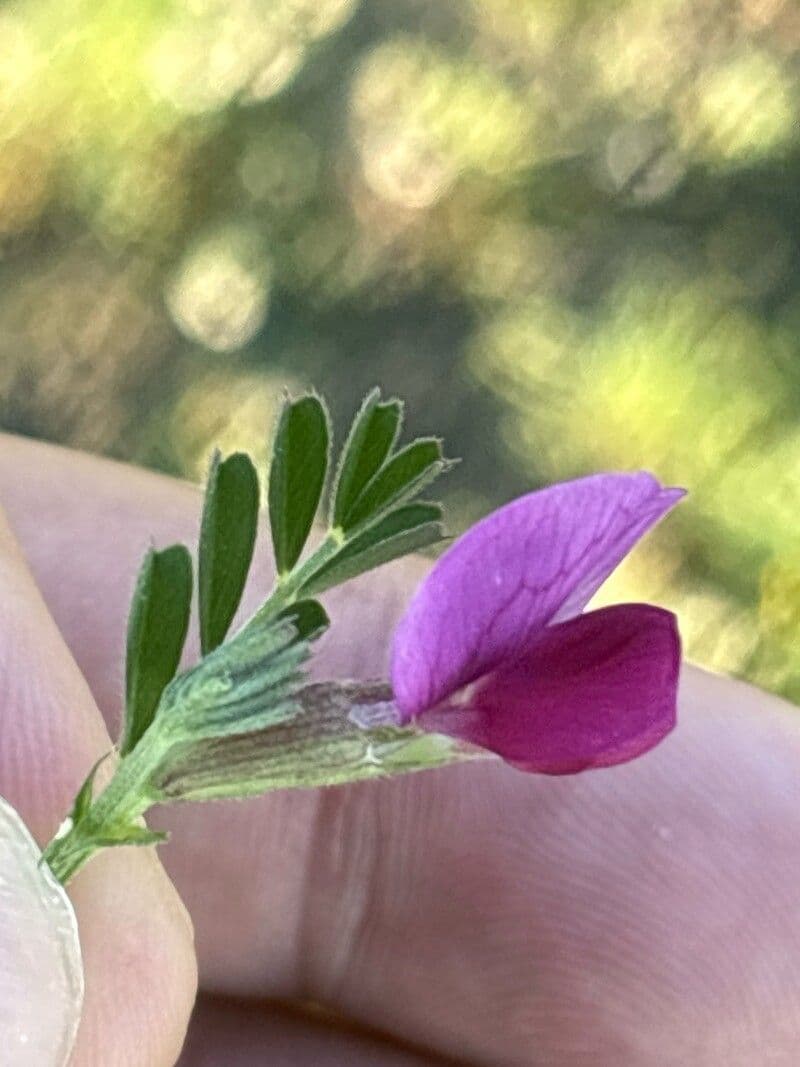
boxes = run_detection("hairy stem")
[43,729,166,883]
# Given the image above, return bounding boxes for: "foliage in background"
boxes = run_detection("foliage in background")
[2,0,800,698]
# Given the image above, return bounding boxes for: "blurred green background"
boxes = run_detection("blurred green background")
[2,0,800,697]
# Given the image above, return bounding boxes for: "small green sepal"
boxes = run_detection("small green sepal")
[69,752,112,826]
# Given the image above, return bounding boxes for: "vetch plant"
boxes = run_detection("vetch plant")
[39,389,684,886]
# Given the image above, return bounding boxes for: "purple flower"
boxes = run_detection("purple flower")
[390,472,684,775]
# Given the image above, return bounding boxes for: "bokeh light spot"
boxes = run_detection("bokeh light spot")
[166,228,272,352]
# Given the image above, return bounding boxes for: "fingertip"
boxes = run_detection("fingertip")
[0,502,198,1065]
[68,848,198,1067]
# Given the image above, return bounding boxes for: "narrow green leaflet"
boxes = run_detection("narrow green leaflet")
[341,438,449,532]
[269,394,330,575]
[300,504,445,596]
[275,598,330,641]
[122,545,193,756]
[199,450,260,655]
[68,752,111,826]
[331,388,402,529]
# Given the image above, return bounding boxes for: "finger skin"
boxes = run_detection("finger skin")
[3,435,800,1065]
[178,996,454,1067]
[0,505,197,1066]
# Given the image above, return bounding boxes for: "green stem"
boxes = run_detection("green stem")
[43,728,166,884]
[250,532,342,622]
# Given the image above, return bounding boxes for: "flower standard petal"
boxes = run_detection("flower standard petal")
[417,604,680,774]
[391,472,684,720]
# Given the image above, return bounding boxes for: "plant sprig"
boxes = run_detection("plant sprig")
[43,388,456,884]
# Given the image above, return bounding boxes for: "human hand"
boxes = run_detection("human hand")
[2,433,800,1066]
[0,448,196,1066]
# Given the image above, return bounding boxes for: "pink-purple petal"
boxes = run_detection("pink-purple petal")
[391,472,683,720]
[417,603,680,774]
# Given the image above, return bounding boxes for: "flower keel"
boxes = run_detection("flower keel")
[417,603,680,774]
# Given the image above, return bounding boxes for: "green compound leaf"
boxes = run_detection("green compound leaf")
[122,544,193,757]
[44,388,465,887]
[332,388,402,529]
[341,438,450,532]
[269,394,330,575]
[300,503,445,596]
[199,450,260,655]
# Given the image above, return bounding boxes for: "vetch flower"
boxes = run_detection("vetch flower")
[390,472,684,774]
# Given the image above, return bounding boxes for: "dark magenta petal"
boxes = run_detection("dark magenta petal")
[418,603,680,774]
[391,473,683,719]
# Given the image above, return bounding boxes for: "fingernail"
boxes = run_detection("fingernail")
[0,796,84,1065]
